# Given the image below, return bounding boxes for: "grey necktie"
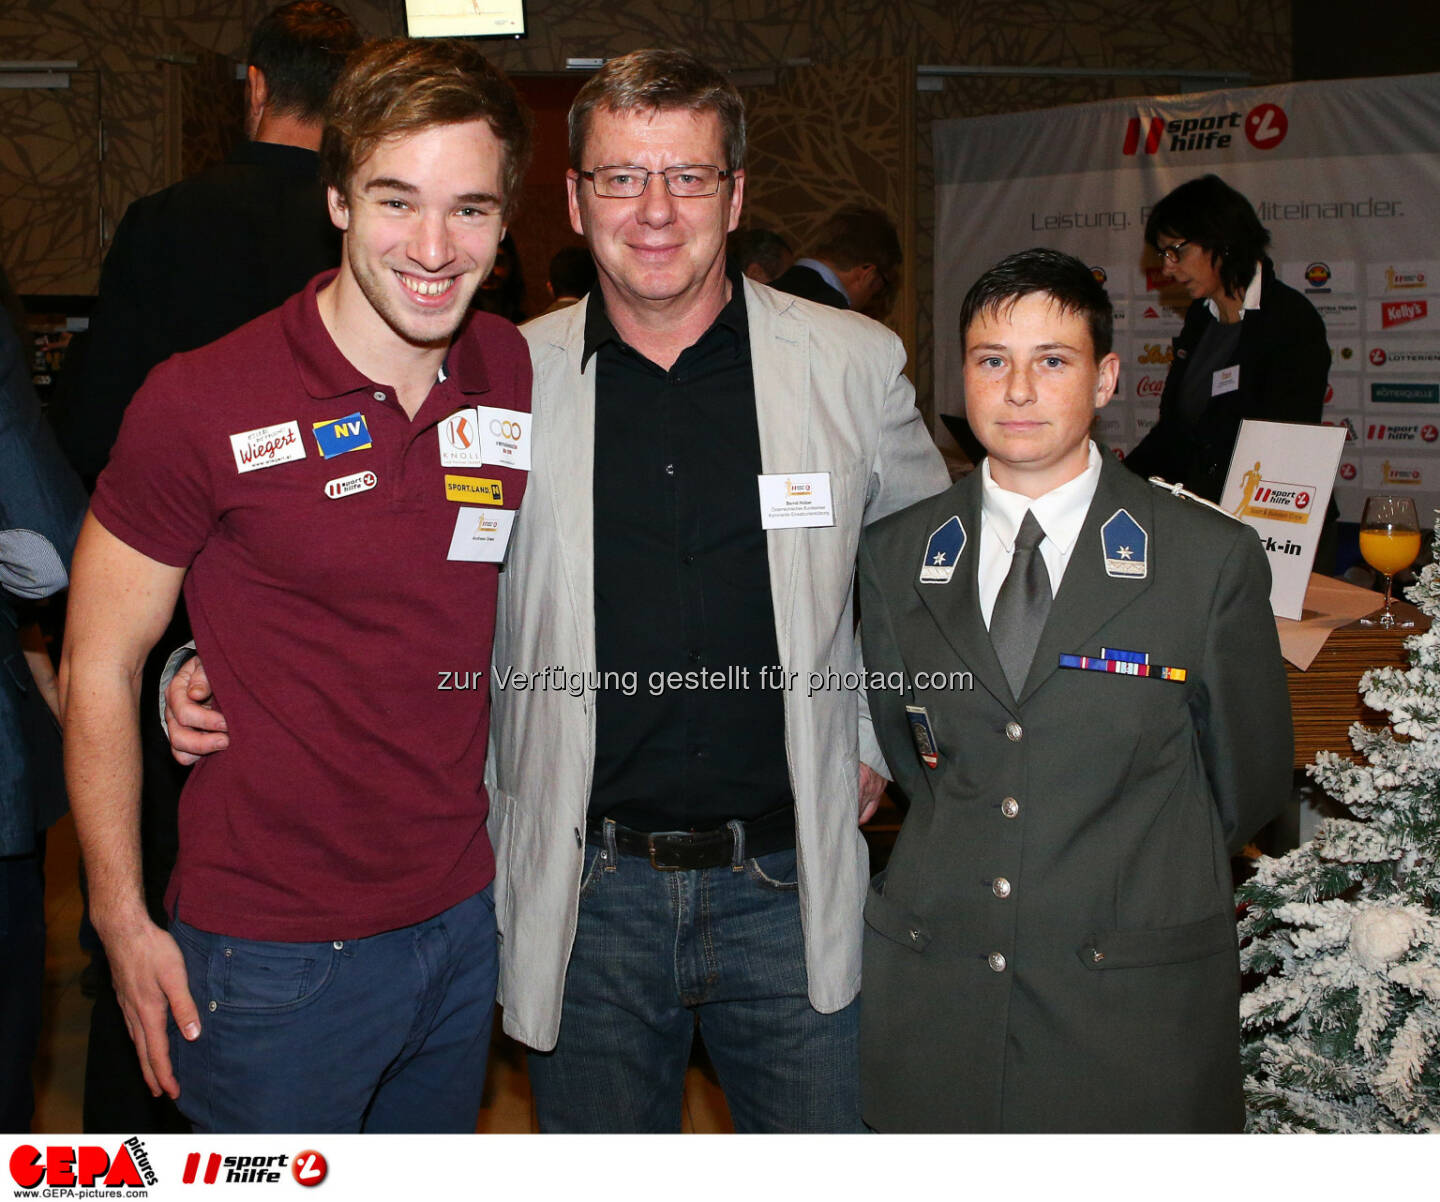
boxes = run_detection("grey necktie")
[990,510,1052,697]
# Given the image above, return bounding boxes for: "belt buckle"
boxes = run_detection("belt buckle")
[647,834,683,871]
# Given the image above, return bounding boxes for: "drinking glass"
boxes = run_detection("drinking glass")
[1359,495,1421,628]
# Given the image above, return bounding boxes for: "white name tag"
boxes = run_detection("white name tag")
[757,472,835,529]
[447,506,516,562]
[1212,365,1240,396]
[230,421,305,473]
[439,407,486,468]
[476,406,531,472]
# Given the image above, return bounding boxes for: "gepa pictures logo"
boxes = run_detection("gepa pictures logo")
[9,1138,156,1191]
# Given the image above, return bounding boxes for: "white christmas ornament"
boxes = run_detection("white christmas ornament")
[1349,908,1415,972]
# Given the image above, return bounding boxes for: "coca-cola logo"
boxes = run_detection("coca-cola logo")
[1136,376,1165,398]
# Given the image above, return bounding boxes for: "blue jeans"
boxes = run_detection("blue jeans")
[169,886,496,1133]
[527,821,862,1132]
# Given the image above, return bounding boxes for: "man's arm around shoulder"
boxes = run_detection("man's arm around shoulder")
[60,511,198,1098]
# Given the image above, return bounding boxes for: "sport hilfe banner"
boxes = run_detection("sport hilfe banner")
[933,72,1440,524]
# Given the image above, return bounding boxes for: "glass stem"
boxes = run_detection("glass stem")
[1384,572,1395,620]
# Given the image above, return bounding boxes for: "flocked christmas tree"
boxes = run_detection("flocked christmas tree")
[1238,538,1440,1132]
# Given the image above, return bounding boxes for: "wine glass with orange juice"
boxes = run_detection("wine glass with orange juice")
[1359,495,1421,628]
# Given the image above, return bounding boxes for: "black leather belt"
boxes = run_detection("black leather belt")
[587,807,796,871]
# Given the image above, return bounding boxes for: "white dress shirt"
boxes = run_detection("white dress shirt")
[978,441,1104,627]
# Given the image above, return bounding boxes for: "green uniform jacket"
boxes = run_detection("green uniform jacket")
[856,453,1292,1132]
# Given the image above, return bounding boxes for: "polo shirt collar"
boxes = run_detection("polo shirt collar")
[283,269,492,402]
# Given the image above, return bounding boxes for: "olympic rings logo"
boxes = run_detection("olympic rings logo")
[490,419,524,440]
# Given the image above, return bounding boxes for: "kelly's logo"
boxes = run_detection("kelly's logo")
[1382,300,1428,329]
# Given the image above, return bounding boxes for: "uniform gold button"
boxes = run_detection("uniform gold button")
[1001,797,1020,818]
[988,952,1007,972]
[992,877,1011,899]
[1005,722,1022,742]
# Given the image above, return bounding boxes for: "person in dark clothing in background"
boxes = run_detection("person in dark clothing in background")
[0,265,87,1133]
[769,205,900,316]
[540,245,597,314]
[48,0,362,1133]
[728,227,792,284]
[1123,174,1331,504]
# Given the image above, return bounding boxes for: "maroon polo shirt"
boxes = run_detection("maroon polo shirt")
[92,272,531,940]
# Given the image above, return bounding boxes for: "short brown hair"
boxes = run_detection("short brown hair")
[568,49,745,175]
[319,37,533,219]
[247,1,362,122]
[812,206,900,277]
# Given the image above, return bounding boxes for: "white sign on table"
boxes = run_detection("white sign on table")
[1219,419,1347,619]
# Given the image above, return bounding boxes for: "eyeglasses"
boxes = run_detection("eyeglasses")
[1156,238,1192,265]
[580,164,731,198]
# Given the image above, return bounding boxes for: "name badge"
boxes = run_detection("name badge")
[757,472,835,529]
[312,411,372,459]
[447,506,516,563]
[231,421,305,473]
[477,406,532,472]
[1212,365,1240,396]
[439,408,485,468]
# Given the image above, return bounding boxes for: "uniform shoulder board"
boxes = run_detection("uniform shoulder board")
[1145,476,1242,522]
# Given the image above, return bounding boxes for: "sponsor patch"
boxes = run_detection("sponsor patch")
[444,474,504,505]
[230,421,305,473]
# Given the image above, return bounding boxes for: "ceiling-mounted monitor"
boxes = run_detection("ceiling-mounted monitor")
[404,0,526,39]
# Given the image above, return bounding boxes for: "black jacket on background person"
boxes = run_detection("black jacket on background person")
[767,262,848,310]
[1123,260,1331,503]
[54,140,341,483]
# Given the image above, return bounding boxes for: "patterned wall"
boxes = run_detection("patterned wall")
[0,0,1289,412]
[742,57,915,361]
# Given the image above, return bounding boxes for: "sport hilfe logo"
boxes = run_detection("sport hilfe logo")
[1122,103,1287,155]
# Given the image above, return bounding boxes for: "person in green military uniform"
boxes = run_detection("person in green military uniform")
[857,248,1292,1132]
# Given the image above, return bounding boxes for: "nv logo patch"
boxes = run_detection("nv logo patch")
[312,412,373,459]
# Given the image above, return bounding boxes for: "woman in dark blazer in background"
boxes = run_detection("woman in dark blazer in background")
[1125,174,1331,504]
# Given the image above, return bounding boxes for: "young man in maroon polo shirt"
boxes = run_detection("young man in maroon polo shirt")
[60,39,533,1133]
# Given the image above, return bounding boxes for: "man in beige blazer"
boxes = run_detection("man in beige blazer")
[487,50,945,1132]
[166,47,947,1132]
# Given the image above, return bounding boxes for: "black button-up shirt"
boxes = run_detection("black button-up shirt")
[587,275,791,831]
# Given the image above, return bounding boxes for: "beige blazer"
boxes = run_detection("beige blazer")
[487,277,949,1051]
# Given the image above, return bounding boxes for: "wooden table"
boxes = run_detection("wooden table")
[1285,601,1428,768]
